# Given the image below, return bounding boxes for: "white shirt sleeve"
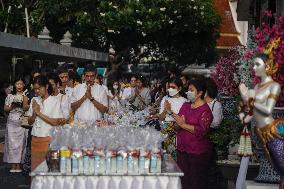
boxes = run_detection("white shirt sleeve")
[159,97,167,114]
[211,101,223,128]
[26,100,34,117]
[59,94,71,119]
[70,85,80,104]
[96,86,108,107]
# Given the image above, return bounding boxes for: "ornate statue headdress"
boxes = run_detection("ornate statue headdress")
[262,37,281,75]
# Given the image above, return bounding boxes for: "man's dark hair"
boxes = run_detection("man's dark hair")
[84,64,96,74]
[57,64,69,75]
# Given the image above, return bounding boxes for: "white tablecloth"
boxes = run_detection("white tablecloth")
[31,155,183,189]
[31,175,181,189]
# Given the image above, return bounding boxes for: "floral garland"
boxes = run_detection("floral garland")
[237,98,254,157]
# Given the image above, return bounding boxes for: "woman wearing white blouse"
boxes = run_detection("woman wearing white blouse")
[27,76,66,171]
[205,79,223,130]
[159,78,187,122]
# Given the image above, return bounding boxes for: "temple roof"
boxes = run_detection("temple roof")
[214,0,241,49]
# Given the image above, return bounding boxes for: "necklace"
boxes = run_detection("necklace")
[258,80,275,89]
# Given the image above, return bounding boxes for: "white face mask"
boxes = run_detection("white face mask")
[113,85,119,89]
[167,88,179,97]
[186,91,196,102]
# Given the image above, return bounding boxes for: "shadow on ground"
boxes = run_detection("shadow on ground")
[0,154,30,189]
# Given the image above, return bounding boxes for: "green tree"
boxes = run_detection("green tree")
[1,0,220,76]
[0,0,46,35]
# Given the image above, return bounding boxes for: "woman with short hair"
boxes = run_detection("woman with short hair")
[173,78,213,189]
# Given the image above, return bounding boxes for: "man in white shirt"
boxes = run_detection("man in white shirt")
[71,64,108,123]
[57,65,74,120]
[205,79,223,129]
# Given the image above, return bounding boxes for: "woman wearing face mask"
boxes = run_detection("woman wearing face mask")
[159,78,187,121]
[107,81,123,113]
[27,75,66,171]
[173,78,213,189]
[159,78,187,158]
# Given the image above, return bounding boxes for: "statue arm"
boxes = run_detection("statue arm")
[253,84,281,115]
[239,83,254,102]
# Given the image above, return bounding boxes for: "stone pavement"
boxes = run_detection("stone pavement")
[0,117,31,189]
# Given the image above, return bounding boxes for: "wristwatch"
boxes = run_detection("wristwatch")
[90,97,95,102]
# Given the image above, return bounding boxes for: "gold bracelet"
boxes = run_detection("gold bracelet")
[268,93,278,101]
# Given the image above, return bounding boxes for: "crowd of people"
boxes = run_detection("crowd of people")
[2,63,224,189]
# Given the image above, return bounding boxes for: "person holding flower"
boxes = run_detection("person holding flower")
[173,78,213,189]
[3,78,29,173]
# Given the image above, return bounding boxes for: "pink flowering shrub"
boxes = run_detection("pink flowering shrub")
[211,48,240,96]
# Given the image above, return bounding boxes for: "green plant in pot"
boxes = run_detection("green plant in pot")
[210,118,243,160]
[210,96,243,160]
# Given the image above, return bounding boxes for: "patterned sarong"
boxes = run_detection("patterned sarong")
[31,136,51,171]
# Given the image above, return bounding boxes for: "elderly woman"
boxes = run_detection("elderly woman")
[173,78,213,189]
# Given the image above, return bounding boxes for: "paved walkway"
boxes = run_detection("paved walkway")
[0,117,31,189]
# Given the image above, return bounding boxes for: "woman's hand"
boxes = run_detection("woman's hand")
[164,100,172,113]
[58,118,67,125]
[173,113,186,126]
[32,100,40,115]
